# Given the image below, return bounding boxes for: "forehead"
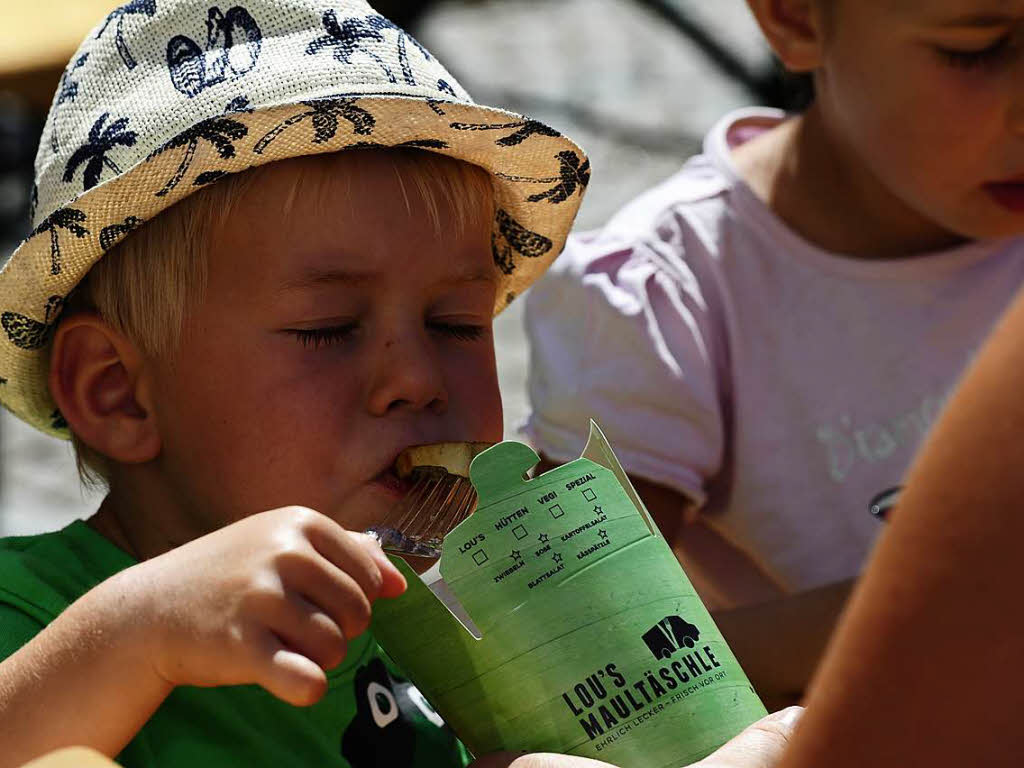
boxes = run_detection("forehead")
[207,152,496,290]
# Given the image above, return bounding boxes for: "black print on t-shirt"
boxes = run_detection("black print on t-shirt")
[341,657,457,767]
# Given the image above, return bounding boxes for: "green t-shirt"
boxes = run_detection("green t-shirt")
[0,520,471,767]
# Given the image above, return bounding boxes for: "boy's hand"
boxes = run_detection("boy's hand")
[112,506,406,706]
[470,707,803,768]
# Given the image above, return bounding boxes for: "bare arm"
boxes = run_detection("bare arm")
[0,571,173,767]
[0,507,404,768]
[777,288,1024,768]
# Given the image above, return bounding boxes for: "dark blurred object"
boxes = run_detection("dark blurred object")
[0,94,41,248]
[634,0,813,110]
[374,0,441,28]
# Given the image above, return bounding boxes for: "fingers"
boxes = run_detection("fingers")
[264,593,348,671]
[694,706,804,768]
[252,633,329,708]
[283,554,375,641]
[305,518,407,601]
[354,532,408,598]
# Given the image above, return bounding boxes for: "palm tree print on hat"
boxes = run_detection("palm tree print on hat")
[63,113,138,192]
[56,54,89,106]
[254,98,375,154]
[2,296,65,351]
[149,114,248,196]
[96,0,157,71]
[497,150,590,205]
[31,207,89,276]
[306,10,399,84]
[51,54,91,154]
[168,6,263,98]
[366,14,430,86]
[426,80,458,116]
[346,138,449,151]
[449,118,561,148]
[491,209,551,276]
[100,216,145,252]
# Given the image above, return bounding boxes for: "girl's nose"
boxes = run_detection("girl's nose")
[366,335,449,416]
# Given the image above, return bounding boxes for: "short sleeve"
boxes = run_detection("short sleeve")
[523,210,729,509]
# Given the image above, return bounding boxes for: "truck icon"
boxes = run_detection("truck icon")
[642,615,701,660]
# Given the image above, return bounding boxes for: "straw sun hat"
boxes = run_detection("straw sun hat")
[0,0,590,437]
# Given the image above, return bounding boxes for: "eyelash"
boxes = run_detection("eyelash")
[286,322,486,348]
[938,37,1010,70]
[287,324,357,349]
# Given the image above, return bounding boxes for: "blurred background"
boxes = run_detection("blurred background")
[0,0,791,535]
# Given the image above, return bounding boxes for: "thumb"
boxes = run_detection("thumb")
[692,707,804,768]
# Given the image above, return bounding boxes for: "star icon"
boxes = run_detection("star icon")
[511,549,522,561]
[552,552,563,564]
[593,505,603,515]
[599,529,609,540]
[538,532,549,544]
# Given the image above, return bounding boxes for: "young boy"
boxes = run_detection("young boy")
[524,0,1024,705]
[0,1,590,765]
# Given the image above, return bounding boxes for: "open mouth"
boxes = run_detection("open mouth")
[984,181,1024,212]
[371,465,414,496]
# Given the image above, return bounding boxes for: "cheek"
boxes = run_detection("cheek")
[444,343,503,440]
[156,339,363,490]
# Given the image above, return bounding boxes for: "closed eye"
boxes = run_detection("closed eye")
[284,323,358,348]
[937,36,1011,70]
[428,322,487,342]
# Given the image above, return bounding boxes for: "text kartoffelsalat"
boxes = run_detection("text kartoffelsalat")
[561,648,724,740]
[561,514,607,542]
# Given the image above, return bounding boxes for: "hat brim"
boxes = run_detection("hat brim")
[0,95,588,436]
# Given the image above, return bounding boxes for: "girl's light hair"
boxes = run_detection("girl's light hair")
[65,148,495,486]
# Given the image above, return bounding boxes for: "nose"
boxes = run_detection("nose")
[366,333,449,416]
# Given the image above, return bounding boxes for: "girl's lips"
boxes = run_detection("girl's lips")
[984,181,1024,212]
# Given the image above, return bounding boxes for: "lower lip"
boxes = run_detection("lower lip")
[371,471,411,497]
[985,182,1024,212]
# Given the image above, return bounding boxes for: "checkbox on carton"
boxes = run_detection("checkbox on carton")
[582,488,597,502]
[513,524,528,540]
[549,504,564,519]
[472,550,489,566]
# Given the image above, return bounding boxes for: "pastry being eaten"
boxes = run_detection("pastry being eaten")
[368,442,493,566]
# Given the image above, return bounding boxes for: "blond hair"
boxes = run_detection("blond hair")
[64,148,495,485]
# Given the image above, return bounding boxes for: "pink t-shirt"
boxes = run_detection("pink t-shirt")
[524,107,1024,595]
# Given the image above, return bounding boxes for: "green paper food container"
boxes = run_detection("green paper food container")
[371,423,766,766]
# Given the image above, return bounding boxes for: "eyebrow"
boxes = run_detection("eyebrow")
[277,267,498,292]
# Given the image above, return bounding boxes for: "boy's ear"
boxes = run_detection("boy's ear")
[746,0,826,72]
[49,313,160,465]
